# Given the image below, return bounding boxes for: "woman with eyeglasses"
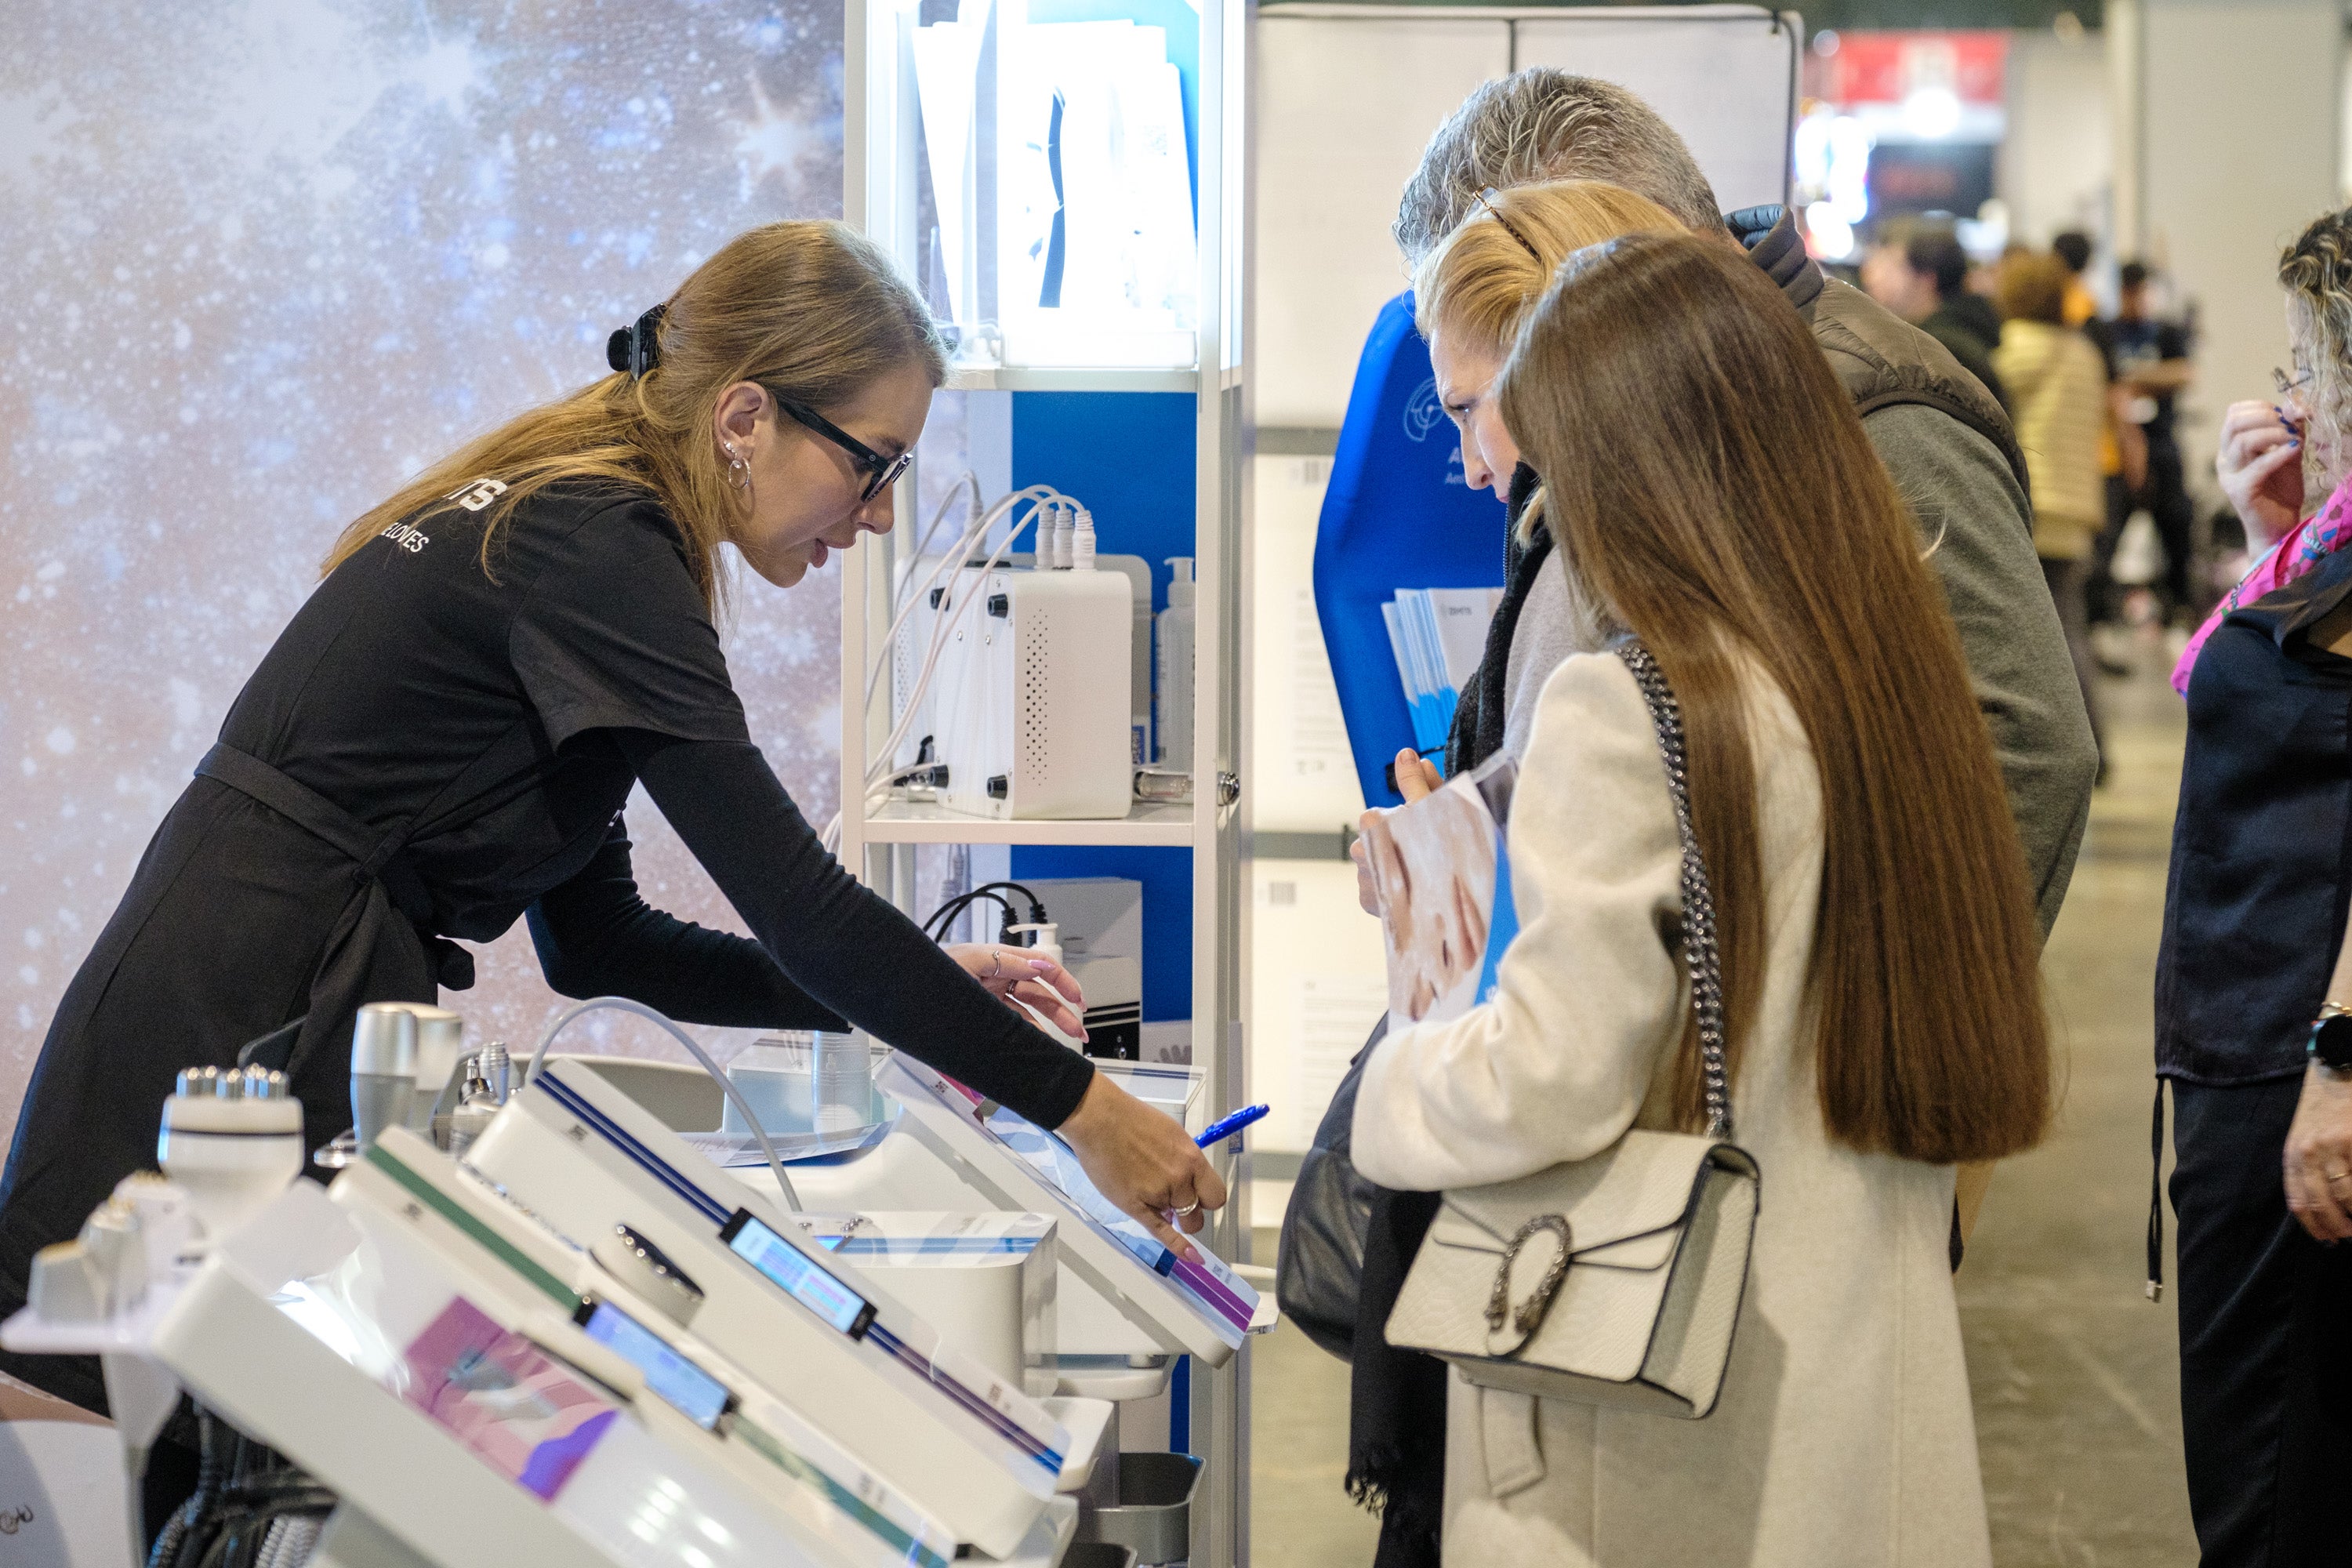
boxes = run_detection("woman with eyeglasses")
[2158,206,2352,1563]
[0,220,1221,1432]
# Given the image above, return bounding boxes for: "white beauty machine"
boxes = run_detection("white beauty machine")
[151,1131,981,1568]
[463,1057,1094,1559]
[757,1058,1273,1381]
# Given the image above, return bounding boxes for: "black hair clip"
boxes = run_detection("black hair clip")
[606,303,668,378]
[1473,186,1544,266]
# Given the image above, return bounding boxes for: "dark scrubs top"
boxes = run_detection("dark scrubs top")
[0,478,1094,1415]
[2157,543,2352,1084]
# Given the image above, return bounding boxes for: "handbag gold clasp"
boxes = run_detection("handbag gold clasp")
[1485,1214,1573,1341]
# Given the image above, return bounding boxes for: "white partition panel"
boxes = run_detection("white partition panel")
[1254,13,1512,428]
[1253,3,1798,430]
[1512,7,1798,216]
[2136,0,2342,513]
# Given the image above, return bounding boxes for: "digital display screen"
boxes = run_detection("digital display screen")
[720,1210,877,1340]
[575,1299,732,1432]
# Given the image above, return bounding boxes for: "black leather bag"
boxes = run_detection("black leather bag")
[1276,1015,1388,1361]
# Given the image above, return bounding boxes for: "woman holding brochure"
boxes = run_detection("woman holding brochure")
[1350,231,2051,1563]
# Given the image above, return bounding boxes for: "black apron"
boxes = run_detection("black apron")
[2,481,779,1418]
[0,743,471,1415]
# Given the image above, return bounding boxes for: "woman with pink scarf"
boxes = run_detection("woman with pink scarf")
[2158,207,2352,1566]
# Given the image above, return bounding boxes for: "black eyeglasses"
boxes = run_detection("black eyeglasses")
[768,391,912,503]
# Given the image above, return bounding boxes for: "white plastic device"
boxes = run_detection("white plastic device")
[147,1174,956,1568]
[1018,878,1143,1059]
[797,1211,1058,1397]
[334,1131,977,1566]
[930,561,1134,820]
[768,1059,1272,1368]
[463,1057,1071,1559]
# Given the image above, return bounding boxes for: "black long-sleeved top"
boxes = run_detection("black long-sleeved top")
[220,475,1095,1129]
[0,476,1105,1428]
[531,731,1094,1126]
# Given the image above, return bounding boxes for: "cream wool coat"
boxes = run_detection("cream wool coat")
[1352,652,1991,1568]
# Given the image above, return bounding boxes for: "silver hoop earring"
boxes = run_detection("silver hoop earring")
[723,442,751,492]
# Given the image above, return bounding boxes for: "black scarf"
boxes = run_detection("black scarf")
[1443,463,1547,778]
[1347,463,1541,1568]
[1347,1185,1448,1565]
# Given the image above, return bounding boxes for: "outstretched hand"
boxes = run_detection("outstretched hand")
[1056,1073,1228,1263]
[950,944,1089,1042]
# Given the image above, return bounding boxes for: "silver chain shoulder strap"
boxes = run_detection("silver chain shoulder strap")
[1613,640,1733,1139]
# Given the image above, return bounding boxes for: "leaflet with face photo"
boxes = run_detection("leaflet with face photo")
[1364,754,1519,1025]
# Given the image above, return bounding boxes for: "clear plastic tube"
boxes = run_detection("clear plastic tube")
[862,482,1058,716]
[862,492,1057,791]
[524,997,800,1209]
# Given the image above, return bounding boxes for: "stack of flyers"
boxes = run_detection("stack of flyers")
[1381,587,1504,753]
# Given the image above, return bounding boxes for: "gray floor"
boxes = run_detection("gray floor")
[1249,659,2204,1565]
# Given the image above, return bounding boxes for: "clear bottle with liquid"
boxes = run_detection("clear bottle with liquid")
[1155,557,1196,769]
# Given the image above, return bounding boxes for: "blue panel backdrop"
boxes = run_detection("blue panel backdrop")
[1008,395,1197,1027]
[0,2,848,1145]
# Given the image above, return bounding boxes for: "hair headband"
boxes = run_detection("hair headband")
[1473,187,1544,266]
[606,303,668,379]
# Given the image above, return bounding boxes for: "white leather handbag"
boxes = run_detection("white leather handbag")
[1384,640,1760,1420]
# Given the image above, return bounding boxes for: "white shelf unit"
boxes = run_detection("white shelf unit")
[841,0,1254,1563]
[863,798,1197,847]
[944,366,1202,394]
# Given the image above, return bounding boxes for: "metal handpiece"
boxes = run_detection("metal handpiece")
[349,1004,418,1152]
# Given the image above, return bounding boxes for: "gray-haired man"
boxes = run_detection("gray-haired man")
[1406,71,2098,938]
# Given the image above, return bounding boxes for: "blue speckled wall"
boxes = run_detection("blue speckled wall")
[0,1,847,1145]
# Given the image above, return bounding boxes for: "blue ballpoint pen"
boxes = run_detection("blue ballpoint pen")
[1196,1103,1270,1149]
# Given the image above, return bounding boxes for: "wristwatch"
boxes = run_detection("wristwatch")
[2310,1004,2352,1076]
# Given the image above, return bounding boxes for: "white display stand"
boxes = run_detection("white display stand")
[842,0,1254,1562]
[1252,2,1801,430]
[464,1060,1073,1559]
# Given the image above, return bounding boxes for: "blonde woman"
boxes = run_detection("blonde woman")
[1345,181,1680,924]
[1354,230,2050,1566]
[1415,180,1685,753]
[1993,250,2112,770]
[0,222,1220,1431]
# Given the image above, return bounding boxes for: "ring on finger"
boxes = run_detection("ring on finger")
[989,950,1004,980]
[1172,1200,1200,1218]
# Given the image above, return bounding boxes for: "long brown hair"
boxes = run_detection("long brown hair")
[321,220,947,609]
[1498,231,2049,1163]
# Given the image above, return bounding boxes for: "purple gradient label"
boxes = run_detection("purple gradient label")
[400,1298,616,1503]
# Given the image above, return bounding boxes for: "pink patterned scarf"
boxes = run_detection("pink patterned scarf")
[2173,479,2352,695]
